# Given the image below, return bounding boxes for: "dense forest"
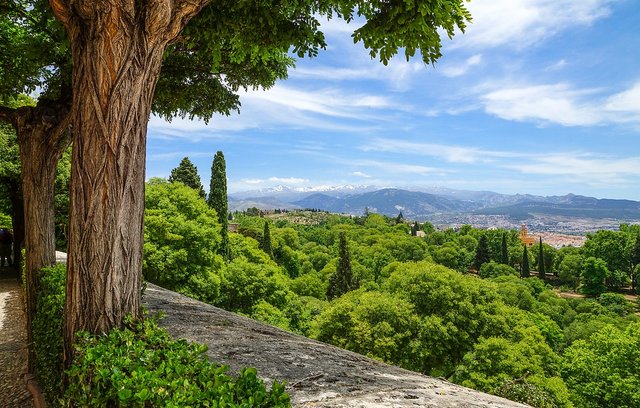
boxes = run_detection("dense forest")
[141,175,640,408]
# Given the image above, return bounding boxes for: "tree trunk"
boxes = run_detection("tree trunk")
[15,106,70,372]
[60,6,165,369]
[47,0,210,370]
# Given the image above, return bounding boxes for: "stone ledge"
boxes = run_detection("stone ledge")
[143,284,528,408]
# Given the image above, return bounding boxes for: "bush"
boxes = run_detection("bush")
[64,316,290,407]
[32,264,66,404]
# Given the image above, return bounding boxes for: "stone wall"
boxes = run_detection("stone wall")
[143,284,528,408]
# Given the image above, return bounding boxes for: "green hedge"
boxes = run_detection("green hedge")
[33,264,66,403]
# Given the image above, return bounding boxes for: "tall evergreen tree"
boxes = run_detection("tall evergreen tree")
[474,234,490,270]
[327,232,357,299]
[631,234,640,291]
[501,232,509,265]
[396,211,404,224]
[168,157,206,198]
[260,221,273,258]
[207,151,229,259]
[521,245,530,278]
[538,236,546,280]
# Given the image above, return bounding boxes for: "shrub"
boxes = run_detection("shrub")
[32,264,66,404]
[64,316,290,407]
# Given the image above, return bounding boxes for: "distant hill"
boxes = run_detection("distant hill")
[294,188,477,218]
[475,194,640,221]
[230,186,640,223]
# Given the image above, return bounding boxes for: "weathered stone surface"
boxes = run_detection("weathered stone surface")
[144,284,529,408]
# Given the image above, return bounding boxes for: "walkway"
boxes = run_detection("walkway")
[0,271,34,408]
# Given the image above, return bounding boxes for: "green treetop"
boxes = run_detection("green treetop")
[501,232,509,265]
[208,151,229,260]
[538,236,545,281]
[169,157,206,198]
[327,232,357,299]
[474,234,490,270]
[261,221,273,258]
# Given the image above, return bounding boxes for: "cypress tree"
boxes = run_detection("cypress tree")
[521,245,530,278]
[261,221,273,258]
[538,236,546,280]
[501,232,509,265]
[327,232,357,299]
[207,151,229,259]
[631,234,640,291]
[474,234,490,270]
[168,157,205,198]
[396,211,404,224]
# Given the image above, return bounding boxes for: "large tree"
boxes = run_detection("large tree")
[44,0,471,367]
[208,151,229,259]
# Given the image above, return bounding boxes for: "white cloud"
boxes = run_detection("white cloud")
[451,0,615,50]
[268,177,309,184]
[605,82,640,114]
[361,137,516,164]
[480,83,603,126]
[440,54,483,78]
[353,171,371,178]
[241,178,264,185]
[353,159,441,176]
[477,80,640,127]
[545,59,568,71]
[507,153,640,185]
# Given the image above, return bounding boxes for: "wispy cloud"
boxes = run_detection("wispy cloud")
[353,159,443,176]
[352,171,371,178]
[506,153,640,186]
[478,80,640,127]
[360,137,516,164]
[439,54,483,78]
[450,0,615,50]
[268,177,309,184]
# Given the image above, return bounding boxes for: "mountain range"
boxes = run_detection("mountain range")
[229,186,640,223]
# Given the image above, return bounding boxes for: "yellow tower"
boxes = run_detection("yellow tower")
[520,224,536,247]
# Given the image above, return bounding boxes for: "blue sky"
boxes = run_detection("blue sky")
[147,0,640,200]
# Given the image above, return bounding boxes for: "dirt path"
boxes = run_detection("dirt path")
[0,278,34,407]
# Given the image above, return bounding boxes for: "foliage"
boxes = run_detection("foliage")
[557,254,583,288]
[597,293,632,316]
[474,234,490,269]
[326,232,357,299]
[261,221,273,258]
[561,323,640,408]
[168,157,206,198]
[311,289,420,367]
[479,261,518,279]
[64,316,290,407]
[32,264,66,404]
[580,257,609,296]
[208,151,229,259]
[143,178,223,302]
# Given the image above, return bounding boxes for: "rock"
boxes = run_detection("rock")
[143,284,529,408]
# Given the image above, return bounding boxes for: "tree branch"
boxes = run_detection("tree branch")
[48,0,71,28]
[166,0,211,42]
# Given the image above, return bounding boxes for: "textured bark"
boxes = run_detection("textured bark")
[51,0,210,368]
[15,104,70,372]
